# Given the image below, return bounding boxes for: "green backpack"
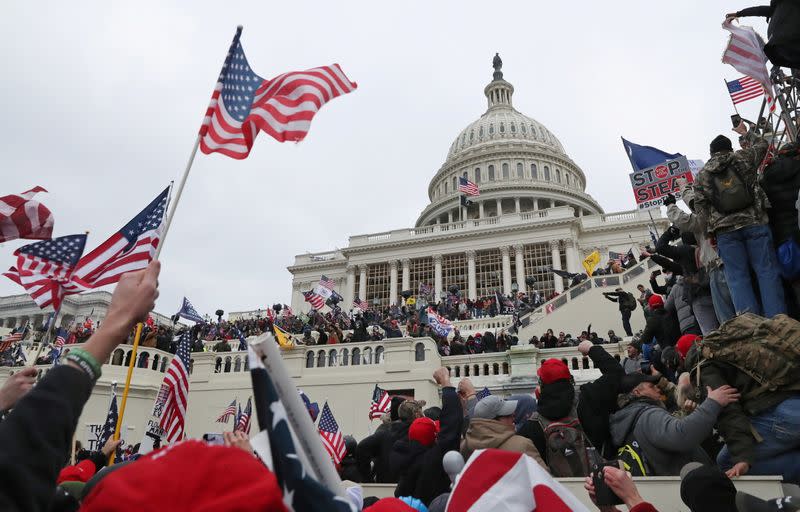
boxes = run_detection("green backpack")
[710,162,754,214]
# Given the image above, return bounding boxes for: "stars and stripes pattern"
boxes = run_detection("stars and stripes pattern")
[4,234,88,310]
[177,296,205,323]
[65,187,169,292]
[427,307,454,337]
[319,275,336,291]
[199,27,358,159]
[353,298,369,311]
[458,176,480,196]
[53,328,67,349]
[0,186,54,244]
[235,397,252,434]
[0,326,26,353]
[99,385,119,448]
[158,331,191,443]
[303,290,325,310]
[369,384,391,420]
[726,76,767,105]
[476,387,492,400]
[216,399,238,423]
[318,401,347,465]
[722,21,776,112]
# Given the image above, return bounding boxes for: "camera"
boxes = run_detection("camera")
[592,462,624,506]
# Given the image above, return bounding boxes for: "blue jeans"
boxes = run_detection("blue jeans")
[709,266,736,323]
[717,224,786,317]
[718,395,800,483]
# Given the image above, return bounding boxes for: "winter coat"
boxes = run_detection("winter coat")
[761,145,800,245]
[621,355,644,375]
[609,397,720,476]
[668,186,723,271]
[639,308,679,347]
[356,420,411,483]
[461,418,548,471]
[694,140,770,235]
[390,387,463,505]
[664,278,700,336]
[339,455,362,483]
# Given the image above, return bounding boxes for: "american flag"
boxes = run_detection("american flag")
[369,384,391,420]
[158,331,191,443]
[216,399,238,423]
[0,186,54,244]
[66,187,169,292]
[199,27,357,159]
[0,326,26,353]
[235,397,252,434]
[303,290,325,310]
[319,275,336,291]
[353,298,369,311]
[318,402,347,465]
[419,282,432,297]
[53,328,67,348]
[476,387,492,400]
[248,349,355,511]
[99,385,119,448]
[722,21,776,112]
[458,176,480,196]
[4,234,88,310]
[177,296,205,324]
[726,76,766,105]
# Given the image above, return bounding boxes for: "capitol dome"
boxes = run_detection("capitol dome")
[416,55,604,227]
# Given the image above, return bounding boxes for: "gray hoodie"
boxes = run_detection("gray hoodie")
[609,397,721,475]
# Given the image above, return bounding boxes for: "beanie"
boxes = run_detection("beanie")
[648,294,664,309]
[408,417,438,447]
[710,135,733,154]
[676,334,701,359]
[537,358,571,385]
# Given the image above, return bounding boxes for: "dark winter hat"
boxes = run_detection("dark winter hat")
[710,135,733,154]
[680,463,737,512]
[620,373,660,394]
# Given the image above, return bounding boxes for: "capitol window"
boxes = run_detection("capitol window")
[531,124,537,139]
[510,122,516,133]
[479,126,484,138]
[544,166,551,180]
[444,182,448,194]
[453,176,457,190]
[489,124,494,135]
[556,169,561,183]
[470,130,474,142]
[488,165,495,181]
[499,122,505,134]
[566,173,571,186]
[502,163,509,179]
[531,164,538,179]
[475,168,481,182]
[517,162,524,178]
[463,170,468,179]
[521,124,527,134]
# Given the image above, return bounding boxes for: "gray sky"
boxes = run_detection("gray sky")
[0,1,771,317]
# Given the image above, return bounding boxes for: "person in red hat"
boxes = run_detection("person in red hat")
[518,339,625,466]
[638,294,679,348]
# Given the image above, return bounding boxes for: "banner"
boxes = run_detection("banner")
[688,159,705,176]
[629,156,694,210]
[582,251,601,276]
[426,307,453,337]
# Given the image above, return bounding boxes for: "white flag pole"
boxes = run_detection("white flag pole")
[154,136,200,260]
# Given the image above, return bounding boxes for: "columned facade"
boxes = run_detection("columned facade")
[514,244,526,293]
[500,246,512,296]
[389,261,398,305]
[358,265,367,301]
[551,240,564,293]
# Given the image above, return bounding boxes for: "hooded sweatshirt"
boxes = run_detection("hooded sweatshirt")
[461,418,547,471]
[609,396,721,476]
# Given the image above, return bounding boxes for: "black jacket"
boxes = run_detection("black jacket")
[339,455,362,483]
[0,365,94,512]
[762,147,800,245]
[356,419,411,483]
[520,345,624,458]
[639,308,679,347]
[390,387,463,505]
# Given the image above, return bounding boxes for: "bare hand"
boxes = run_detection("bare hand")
[0,367,37,410]
[726,461,750,478]
[603,466,645,508]
[101,438,123,457]
[577,340,593,356]
[734,121,748,135]
[457,377,475,398]
[707,385,740,407]
[224,431,253,453]
[106,260,161,329]
[682,400,698,413]
[433,367,452,387]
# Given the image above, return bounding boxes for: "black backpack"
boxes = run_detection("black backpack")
[535,413,592,477]
[621,292,637,311]
[710,162,755,214]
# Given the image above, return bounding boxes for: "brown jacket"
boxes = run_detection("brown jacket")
[461,418,548,472]
[141,331,157,348]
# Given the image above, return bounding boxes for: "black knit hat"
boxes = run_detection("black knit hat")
[710,135,733,154]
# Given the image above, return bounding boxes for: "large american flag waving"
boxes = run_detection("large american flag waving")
[158,331,192,443]
[0,186,54,243]
[199,26,357,159]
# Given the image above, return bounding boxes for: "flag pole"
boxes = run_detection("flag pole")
[724,79,741,117]
[29,306,61,367]
[109,322,143,465]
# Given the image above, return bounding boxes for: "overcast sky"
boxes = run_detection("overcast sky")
[0,1,771,317]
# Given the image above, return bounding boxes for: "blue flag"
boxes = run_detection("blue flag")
[621,137,682,172]
[236,328,248,352]
[177,297,205,324]
[477,387,492,400]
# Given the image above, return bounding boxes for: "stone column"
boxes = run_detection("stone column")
[345,265,356,307]
[478,201,485,218]
[514,244,526,293]
[515,197,521,213]
[533,198,539,210]
[496,198,502,216]
[434,255,443,299]
[358,265,368,301]
[466,250,477,300]
[501,246,512,296]
[291,282,303,313]
[566,239,582,274]
[550,241,564,293]
[447,211,453,224]
[401,258,410,292]
[389,260,398,305]
[550,199,555,208]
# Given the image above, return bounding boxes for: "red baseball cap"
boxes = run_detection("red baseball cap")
[81,441,288,512]
[676,334,701,359]
[365,498,418,512]
[537,359,571,384]
[648,294,664,309]
[408,417,439,447]
[57,459,96,484]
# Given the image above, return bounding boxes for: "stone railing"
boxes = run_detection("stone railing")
[451,315,513,334]
[580,209,665,229]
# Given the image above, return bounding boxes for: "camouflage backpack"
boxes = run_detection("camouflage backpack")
[693,313,800,395]
[710,159,755,214]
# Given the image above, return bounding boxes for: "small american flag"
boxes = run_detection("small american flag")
[99,386,119,448]
[458,176,480,196]
[476,387,492,400]
[216,399,238,423]
[53,328,67,349]
[0,186,54,244]
[726,76,766,105]
[353,298,369,311]
[199,27,357,159]
[319,275,336,291]
[158,331,192,443]
[722,21,776,112]
[235,397,252,434]
[318,402,346,465]
[303,290,325,310]
[0,326,26,352]
[4,234,88,310]
[369,384,391,420]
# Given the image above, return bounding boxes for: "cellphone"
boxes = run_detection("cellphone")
[640,361,652,375]
[652,270,662,276]
[592,462,624,506]
[731,114,742,128]
[202,433,224,446]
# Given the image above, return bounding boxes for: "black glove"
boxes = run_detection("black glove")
[662,193,677,206]
[666,225,680,239]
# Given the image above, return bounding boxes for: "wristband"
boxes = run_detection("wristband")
[65,348,102,381]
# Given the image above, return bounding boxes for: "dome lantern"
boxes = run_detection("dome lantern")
[485,53,514,110]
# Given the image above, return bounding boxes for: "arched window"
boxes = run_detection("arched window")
[556,169,561,183]
[161,357,168,372]
[469,129,474,142]
[363,347,373,365]
[517,162,524,178]
[138,352,149,369]
[306,352,315,368]
[502,163,509,179]
[351,348,361,366]
[453,176,457,190]
[112,349,124,366]
[341,348,349,366]
[479,126,484,138]
[493,363,500,375]
[531,164,538,180]
[415,343,425,361]
[489,124,494,135]
[544,166,551,180]
[473,364,480,376]
[463,170,468,179]
[531,124,537,138]
[483,364,490,375]
[521,124,527,134]
[234,356,242,372]
[454,366,460,377]
[375,346,385,363]
[224,356,232,373]
[444,182,448,194]
[571,357,579,370]
[488,165,495,181]
[499,122,505,133]
[566,174,571,186]
[317,350,326,368]
[502,362,509,374]
[475,168,481,182]
[124,351,133,367]
[151,354,160,371]
[328,349,338,367]
[510,122,516,133]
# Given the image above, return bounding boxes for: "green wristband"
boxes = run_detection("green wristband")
[65,348,102,381]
